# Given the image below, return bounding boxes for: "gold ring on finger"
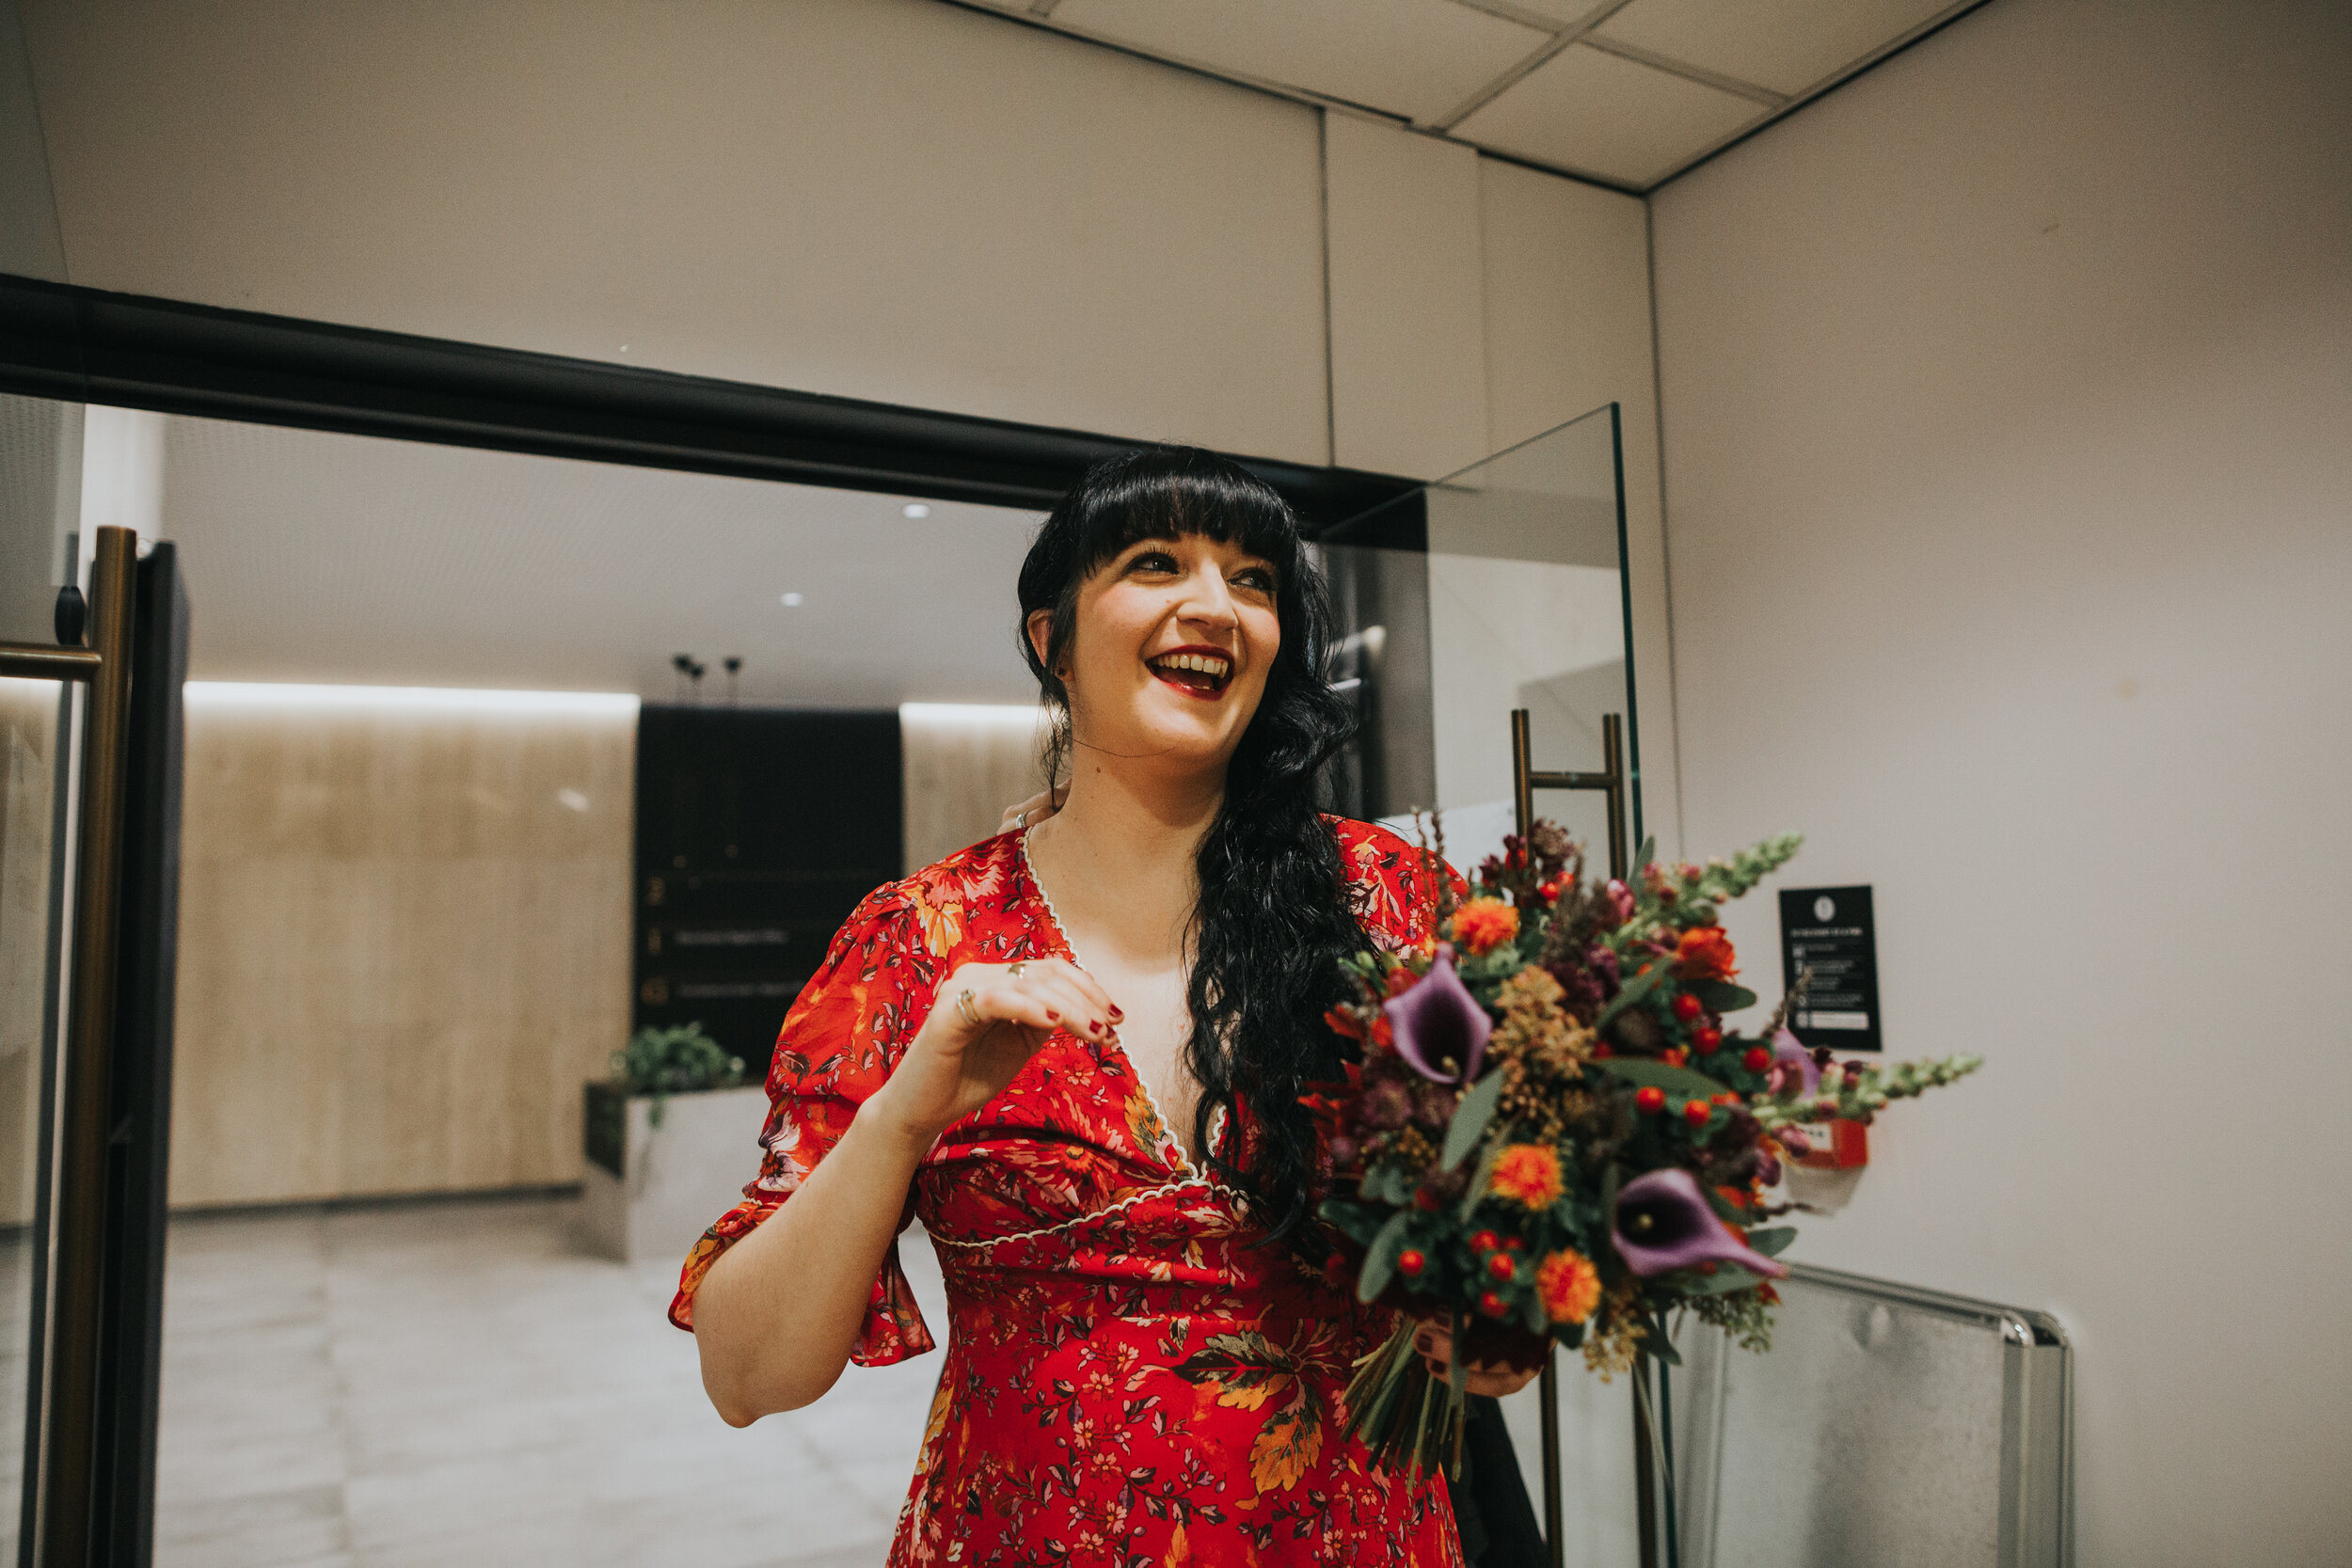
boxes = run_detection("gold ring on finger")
[1007,960,1027,979]
[955,989,980,1028]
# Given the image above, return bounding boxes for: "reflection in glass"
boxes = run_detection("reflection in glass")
[1322,403,1637,879]
[0,678,63,1561]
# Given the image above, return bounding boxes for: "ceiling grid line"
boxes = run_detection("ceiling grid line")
[937,0,1997,194]
[1428,0,1641,133]
[1576,33,1788,109]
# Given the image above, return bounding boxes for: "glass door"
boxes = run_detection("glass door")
[1321,402,1648,1568]
[0,391,187,1567]
[0,390,82,1567]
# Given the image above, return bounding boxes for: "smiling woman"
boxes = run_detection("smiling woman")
[676,448,1523,1565]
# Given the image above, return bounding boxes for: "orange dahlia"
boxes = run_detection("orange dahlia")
[1674,925,1738,981]
[1453,897,1520,957]
[1488,1144,1564,1209]
[1536,1249,1601,1323]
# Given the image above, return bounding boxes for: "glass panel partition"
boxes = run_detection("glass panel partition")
[1322,402,1640,871]
[1320,402,1646,1568]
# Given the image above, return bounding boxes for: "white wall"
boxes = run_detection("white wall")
[1649,1,2352,1562]
[19,0,1333,464]
[1322,115,1680,856]
[1323,115,1489,483]
[1479,159,1680,847]
[0,0,61,282]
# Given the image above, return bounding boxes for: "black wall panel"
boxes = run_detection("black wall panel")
[631,706,902,1074]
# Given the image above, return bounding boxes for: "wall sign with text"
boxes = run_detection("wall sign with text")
[1777,884,1882,1053]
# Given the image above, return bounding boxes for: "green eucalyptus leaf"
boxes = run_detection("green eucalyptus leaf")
[1318,1199,1390,1248]
[1634,836,1657,875]
[1359,1162,1415,1208]
[1643,1321,1684,1367]
[1441,1070,1505,1171]
[1359,1211,1416,1305]
[1457,1143,1502,1223]
[1594,1057,1734,1100]
[1596,960,1673,1028]
[1746,1226,1797,1259]
[1689,979,1759,1014]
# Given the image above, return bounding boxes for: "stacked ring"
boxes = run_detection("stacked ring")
[955,989,980,1028]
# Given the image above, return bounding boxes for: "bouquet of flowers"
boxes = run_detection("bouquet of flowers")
[1308,822,1980,1476]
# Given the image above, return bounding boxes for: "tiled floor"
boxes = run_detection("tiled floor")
[154,1192,948,1568]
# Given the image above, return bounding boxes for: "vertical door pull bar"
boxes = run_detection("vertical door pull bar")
[38,527,140,1568]
[1508,708,1642,1568]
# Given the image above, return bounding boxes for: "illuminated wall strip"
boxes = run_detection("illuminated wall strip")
[183,681,640,717]
[898,702,1044,729]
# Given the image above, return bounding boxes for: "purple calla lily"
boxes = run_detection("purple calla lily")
[1383,947,1492,1084]
[1612,1168,1789,1280]
[1768,1027,1820,1097]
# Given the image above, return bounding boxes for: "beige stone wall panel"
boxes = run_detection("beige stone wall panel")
[170,703,633,1209]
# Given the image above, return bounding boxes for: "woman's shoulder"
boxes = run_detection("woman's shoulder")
[848,831,1030,961]
[1324,816,1450,950]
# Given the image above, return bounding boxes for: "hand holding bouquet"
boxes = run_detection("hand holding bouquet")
[1308,824,1980,1476]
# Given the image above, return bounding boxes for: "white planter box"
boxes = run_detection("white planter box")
[578,1083,769,1266]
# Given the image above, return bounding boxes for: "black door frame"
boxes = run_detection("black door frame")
[0,271,1416,1562]
[0,273,1416,528]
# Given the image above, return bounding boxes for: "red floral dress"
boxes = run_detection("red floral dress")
[671,820,1463,1567]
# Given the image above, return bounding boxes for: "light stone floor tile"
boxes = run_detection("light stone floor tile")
[155,1192,941,1568]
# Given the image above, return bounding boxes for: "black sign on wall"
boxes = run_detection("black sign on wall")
[1777,885,1882,1053]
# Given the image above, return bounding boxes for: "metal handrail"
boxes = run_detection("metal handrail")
[0,643,101,682]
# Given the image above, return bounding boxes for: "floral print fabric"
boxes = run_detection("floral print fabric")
[672,820,1462,1566]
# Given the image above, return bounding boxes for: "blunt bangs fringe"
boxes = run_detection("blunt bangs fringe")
[1015,447,1368,1261]
[1065,451,1300,584]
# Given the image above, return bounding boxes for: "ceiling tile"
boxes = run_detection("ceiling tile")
[1048,0,1549,124]
[1594,0,1960,98]
[1453,41,1763,187]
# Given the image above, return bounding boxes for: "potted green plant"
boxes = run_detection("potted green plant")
[579,1023,766,1264]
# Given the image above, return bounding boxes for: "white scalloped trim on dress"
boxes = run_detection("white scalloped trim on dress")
[926,1171,1251,1253]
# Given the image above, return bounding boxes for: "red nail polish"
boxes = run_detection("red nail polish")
[1045,1009,1059,1021]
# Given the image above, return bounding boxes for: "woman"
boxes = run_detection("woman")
[674,448,1536,1565]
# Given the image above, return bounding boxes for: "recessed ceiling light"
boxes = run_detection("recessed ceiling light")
[780,592,803,608]
[902,503,930,519]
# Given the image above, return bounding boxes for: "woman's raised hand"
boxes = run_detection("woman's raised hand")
[868,957,1120,1145]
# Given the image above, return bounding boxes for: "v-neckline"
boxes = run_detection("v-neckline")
[1017,827,1201,1179]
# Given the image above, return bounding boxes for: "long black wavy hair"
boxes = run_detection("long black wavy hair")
[1017,447,1365,1259]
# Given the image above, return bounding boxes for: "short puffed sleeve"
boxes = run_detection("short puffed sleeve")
[1331,816,1464,951]
[667,884,938,1363]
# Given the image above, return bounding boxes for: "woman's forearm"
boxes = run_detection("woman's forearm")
[691,957,1111,1425]
[691,1087,933,1424]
